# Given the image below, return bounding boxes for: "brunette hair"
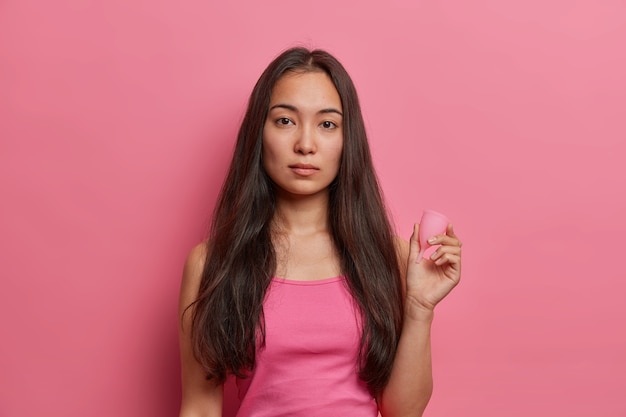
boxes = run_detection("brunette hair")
[189,47,403,395]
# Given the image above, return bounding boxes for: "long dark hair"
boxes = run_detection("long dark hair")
[189,47,403,395]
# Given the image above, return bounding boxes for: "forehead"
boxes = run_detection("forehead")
[269,71,342,111]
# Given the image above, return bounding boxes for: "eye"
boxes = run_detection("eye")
[276,117,293,126]
[321,121,337,129]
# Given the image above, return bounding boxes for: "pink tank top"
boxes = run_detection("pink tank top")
[235,276,378,417]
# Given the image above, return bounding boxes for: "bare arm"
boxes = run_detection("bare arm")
[379,224,462,417]
[179,243,223,417]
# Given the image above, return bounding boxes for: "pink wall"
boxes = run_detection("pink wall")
[1,0,625,416]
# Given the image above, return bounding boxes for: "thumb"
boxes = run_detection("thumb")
[410,223,423,263]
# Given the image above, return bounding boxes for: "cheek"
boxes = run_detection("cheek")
[261,135,283,172]
[261,127,273,164]
[261,147,274,174]
[331,141,344,165]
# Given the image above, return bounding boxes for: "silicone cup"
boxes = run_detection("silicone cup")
[417,209,450,263]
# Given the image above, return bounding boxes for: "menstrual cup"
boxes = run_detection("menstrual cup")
[417,209,450,263]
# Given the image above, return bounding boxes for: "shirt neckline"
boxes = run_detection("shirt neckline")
[272,276,345,285]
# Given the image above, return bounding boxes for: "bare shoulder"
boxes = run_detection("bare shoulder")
[183,242,209,279]
[179,241,210,313]
[393,235,409,258]
[393,235,409,265]
[179,241,224,415]
[393,235,409,290]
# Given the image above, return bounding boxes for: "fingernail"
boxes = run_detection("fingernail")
[428,237,437,244]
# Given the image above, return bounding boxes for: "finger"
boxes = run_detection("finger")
[428,235,462,247]
[446,223,462,247]
[433,253,462,271]
[432,251,461,265]
[429,244,462,261]
[409,223,422,263]
[428,224,462,248]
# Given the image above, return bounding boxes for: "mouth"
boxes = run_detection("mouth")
[289,163,319,176]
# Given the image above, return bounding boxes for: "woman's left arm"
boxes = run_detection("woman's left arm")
[378,223,462,417]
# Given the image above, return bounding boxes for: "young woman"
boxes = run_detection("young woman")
[178,47,462,417]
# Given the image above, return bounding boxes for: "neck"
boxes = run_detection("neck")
[272,190,330,236]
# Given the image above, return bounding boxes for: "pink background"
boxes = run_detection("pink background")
[1,0,625,416]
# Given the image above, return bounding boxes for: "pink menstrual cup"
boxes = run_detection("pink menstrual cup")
[417,209,450,263]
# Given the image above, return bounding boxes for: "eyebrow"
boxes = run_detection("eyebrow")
[269,103,343,117]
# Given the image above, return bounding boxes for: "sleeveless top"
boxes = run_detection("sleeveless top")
[235,276,378,417]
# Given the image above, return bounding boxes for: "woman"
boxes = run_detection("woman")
[179,47,462,417]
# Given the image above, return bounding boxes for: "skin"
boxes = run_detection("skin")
[379,222,462,417]
[179,243,222,417]
[178,70,463,417]
[261,70,344,281]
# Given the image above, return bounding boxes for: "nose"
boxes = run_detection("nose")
[294,125,316,154]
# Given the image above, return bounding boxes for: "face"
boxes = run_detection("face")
[262,70,344,199]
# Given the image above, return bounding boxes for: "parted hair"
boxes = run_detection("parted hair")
[188,46,404,396]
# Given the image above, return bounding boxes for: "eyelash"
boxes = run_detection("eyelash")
[275,118,338,129]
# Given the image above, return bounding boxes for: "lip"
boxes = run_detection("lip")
[289,163,319,177]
